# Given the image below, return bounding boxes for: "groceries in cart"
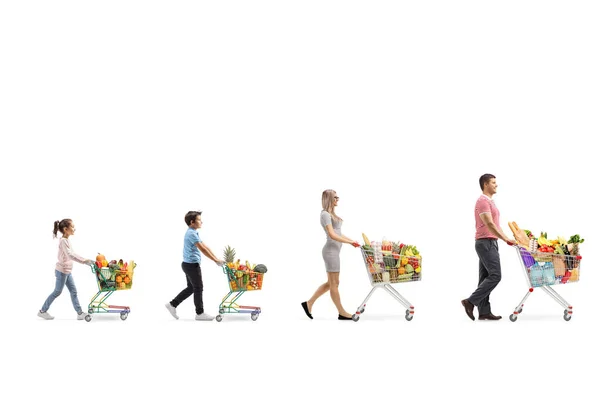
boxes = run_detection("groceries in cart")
[93,253,137,290]
[216,245,266,322]
[360,233,422,283]
[508,222,583,287]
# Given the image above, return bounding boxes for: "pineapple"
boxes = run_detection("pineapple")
[223,246,236,266]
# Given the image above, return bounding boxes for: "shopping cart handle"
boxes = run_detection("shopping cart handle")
[506,240,516,247]
[351,242,361,248]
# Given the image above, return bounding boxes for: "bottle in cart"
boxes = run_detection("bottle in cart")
[542,261,556,286]
[529,262,543,287]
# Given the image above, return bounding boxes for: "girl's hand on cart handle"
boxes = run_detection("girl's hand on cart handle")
[352,242,361,248]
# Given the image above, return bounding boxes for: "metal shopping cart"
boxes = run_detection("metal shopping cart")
[86,260,136,322]
[216,263,265,322]
[509,245,581,322]
[353,243,422,322]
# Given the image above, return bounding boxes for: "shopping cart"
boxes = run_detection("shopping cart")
[216,263,264,322]
[509,245,581,322]
[353,244,422,321]
[86,261,136,322]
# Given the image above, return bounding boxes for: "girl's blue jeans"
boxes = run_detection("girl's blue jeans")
[41,269,83,314]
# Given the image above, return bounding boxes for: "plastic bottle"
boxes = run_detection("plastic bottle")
[529,262,543,287]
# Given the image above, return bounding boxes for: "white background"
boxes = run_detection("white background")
[1,1,598,399]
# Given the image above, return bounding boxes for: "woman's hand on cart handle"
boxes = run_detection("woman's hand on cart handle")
[351,241,361,248]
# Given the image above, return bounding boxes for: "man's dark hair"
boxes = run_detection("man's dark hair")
[479,174,496,191]
[185,211,202,226]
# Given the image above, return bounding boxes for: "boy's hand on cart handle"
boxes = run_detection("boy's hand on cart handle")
[215,259,225,266]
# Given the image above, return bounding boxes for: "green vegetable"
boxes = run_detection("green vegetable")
[568,235,584,244]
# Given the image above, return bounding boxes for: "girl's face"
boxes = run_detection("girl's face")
[63,223,75,237]
[333,193,339,207]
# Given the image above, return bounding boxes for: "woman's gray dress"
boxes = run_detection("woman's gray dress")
[320,210,343,272]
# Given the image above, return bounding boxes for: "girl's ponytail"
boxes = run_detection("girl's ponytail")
[53,220,60,238]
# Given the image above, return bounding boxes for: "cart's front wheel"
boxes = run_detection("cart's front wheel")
[352,314,359,322]
[216,315,223,322]
[509,314,518,322]
[219,308,225,314]
[564,314,572,321]
[120,312,128,321]
[88,308,93,314]
[405,313,413,321]
[251,313,259,321]
[85,315,92,322]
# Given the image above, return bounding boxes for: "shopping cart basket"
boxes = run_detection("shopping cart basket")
[509,245,581,322]
[353,244,421,321]
[216,263,264,322]
[86,260,136,322]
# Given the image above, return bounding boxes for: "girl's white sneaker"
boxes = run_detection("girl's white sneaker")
[38,311,54,320]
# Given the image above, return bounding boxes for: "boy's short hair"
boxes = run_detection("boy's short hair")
[185,211,202,226]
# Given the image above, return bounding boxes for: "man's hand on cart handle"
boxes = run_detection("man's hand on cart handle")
[506,240,515,246]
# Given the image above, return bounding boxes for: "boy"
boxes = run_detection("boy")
[165,211,224,321]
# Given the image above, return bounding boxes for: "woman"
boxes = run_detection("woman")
[302,189,360,320]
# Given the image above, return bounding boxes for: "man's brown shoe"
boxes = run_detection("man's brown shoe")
[461,299,475,321]
[478,313,502,321]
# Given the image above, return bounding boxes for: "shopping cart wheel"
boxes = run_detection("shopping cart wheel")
[358,307,365,314]
[219,308,225,314]
[563,314,572,321]
[85,315,92,322]
[517,307,523,314]
[564,309,569,315]
[352,314,359,322]
[405,309,410,316]
[509,314,518,322]
[120,312,128,321]
[216,315,223,322]
[251,312,259,321]
[88,308,93,314]
[405,314,413,321]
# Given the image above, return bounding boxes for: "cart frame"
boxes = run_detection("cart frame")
[216,264,264,322]
[509,245,581,322]
[353,246,421,322]
[86,264,132,322]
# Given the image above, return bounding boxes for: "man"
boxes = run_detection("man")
[461,174,514,321]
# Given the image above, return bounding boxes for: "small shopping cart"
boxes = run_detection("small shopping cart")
[353,244,421,322]
[86,261,136,322]
[509,245,581,322]
[216,263,265,322]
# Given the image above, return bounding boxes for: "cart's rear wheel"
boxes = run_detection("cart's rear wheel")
[88,308,93,314]
[517,307,523,314]
[219,308,225,314]
[120,312,128,321]
[85,315,92,322]
[251,312,259,321]
[358,307,365,314]
[352,314,360,322]
[564,309,569,315]
[564,314,572,321]
[509,314,518,322]
[216,315,223,322]
[405,313,413,321]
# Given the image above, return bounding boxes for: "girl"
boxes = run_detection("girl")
[38,219,94,320]
[302,190,361,320]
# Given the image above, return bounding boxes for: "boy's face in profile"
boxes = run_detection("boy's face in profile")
[190,216,203,230]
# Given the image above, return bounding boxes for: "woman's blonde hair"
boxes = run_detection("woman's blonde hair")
[322,189,342,222]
